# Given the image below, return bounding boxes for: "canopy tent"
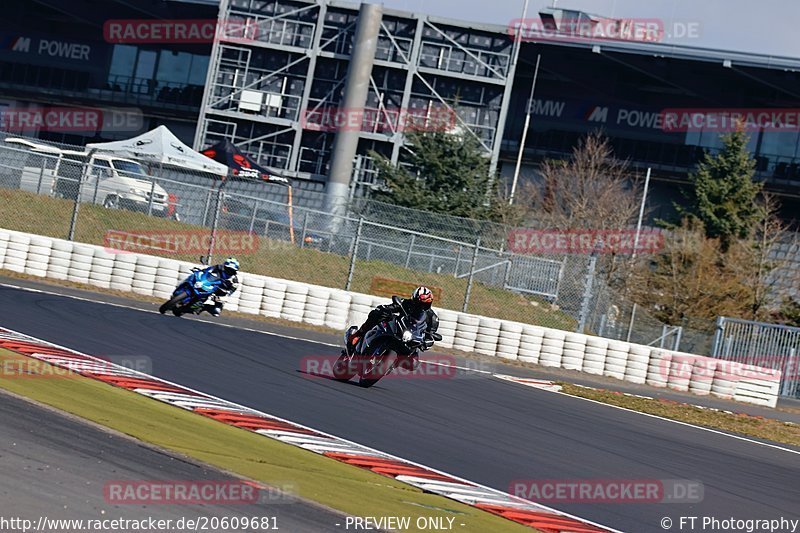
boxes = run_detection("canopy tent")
[86,125,228,176]
[200,139,291,186]
[200,139,297,244]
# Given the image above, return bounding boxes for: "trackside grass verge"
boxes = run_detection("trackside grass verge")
[0,189,574,329]
[558,383,800,447]
[0,348,535,533]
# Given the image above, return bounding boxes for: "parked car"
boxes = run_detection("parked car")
[219,196,328,247]
[7,138,172,217]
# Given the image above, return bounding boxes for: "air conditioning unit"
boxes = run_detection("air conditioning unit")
[238,90,263,112]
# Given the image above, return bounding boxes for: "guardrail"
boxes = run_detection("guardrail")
[0,227,782,408]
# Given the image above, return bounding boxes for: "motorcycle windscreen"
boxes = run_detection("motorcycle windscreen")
[407,310,428,342]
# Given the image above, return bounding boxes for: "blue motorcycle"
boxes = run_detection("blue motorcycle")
[158,266,225,317]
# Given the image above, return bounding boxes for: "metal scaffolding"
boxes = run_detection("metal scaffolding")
[194,0,517,209]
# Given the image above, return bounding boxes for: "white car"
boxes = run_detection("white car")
[7,138,171,217]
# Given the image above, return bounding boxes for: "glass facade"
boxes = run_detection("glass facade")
[502,43,800,193]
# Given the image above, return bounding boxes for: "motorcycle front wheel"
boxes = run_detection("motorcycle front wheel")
[358,349,397,388]
[159,291,189,315]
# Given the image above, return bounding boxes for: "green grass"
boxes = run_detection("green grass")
[0,189,574,329]
[0,348,534,532]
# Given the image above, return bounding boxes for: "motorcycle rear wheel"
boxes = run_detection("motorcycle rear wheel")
[332,351,358,381]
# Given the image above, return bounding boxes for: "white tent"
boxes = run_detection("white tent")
[86,125,228,176]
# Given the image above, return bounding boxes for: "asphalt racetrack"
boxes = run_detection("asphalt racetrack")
[1,284,798,533]
[0,389,342,532]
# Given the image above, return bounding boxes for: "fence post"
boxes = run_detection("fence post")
[345,216,364,291]
[462,237,481,313]
[36,159,45,194]
[673,325,683,352]
[300,211,309,247]
[454,245,463,277]
[147,179,156,216]
[206,181,226,264]
[248,202,258,234]
[502,256,512,289]
[711,316,725,357]
[576,252,597,334]
[626,303,637,343]
[404,234,415,269]
[202,188,213,226]
[67,152,93,241]
[92,167,101,204]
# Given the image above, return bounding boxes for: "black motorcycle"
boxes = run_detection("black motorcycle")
[334,296,442,388]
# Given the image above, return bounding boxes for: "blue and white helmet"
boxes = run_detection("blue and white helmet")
[222,257,240,277]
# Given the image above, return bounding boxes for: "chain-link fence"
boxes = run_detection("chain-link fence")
[0,132,763,352]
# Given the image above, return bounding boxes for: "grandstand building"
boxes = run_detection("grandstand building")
[3,0,800,218]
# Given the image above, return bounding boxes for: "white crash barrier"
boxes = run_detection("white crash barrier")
[131,254,158,295]
[646,349,671,388]
[517,325,544,364]
[562,332,587,370]
[453,314,479,353]
[281,283,308,322]
[262,280,287,318]
[237,274,265,316]
[624,345,651,385]
[475,318,501,356]
[539,329,566,368]
[604,340,629,380]
[89,248,116,289]
[0,228,782,408]
[5,233,30,273]
[303,287,330,326]
[110,252,136,291]
[435,309,458,349]
[324,290,351,331]
[68,244,95,285]
[26,236,52,277]
[582,336,607,375]
[496,321,523,361]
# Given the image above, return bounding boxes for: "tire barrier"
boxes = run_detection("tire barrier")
[582,337,607,375]
[539,329,566,368]
[645,349,671,388]
[624,345,651,385]
[475,318,501,356]
[497,321,523,361]
[562,332,587,371]
[435,309,459,349]
[518,325,545,364]
[603,340,629,380]
[0,228,782,408]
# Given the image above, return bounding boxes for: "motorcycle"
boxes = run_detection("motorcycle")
[334,296,442,388]
[158,264,225,317]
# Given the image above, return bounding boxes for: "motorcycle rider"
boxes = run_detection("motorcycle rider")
[200,257,240,316]
[348,286,440,368]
